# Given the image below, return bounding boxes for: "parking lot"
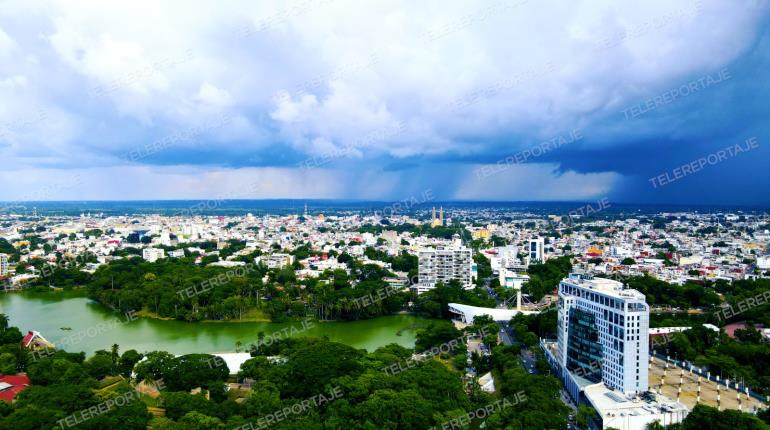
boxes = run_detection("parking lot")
[649,358,767,413]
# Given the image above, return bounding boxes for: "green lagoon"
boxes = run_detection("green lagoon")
[0,291,424,356]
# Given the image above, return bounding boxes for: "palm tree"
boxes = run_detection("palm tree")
[235,340,242,353]
[256,331,265,352]
[0,314,8,330]
[111,344,119,365]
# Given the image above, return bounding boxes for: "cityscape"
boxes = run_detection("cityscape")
[1,1,770,430]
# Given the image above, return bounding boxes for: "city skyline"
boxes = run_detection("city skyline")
[1,1,769,204]
[2,2,770,429]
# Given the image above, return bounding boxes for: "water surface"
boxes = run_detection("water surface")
[0,291,425,356]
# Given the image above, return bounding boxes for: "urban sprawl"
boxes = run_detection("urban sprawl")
[0,205,769,429]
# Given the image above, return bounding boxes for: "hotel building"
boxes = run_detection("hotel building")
[556,273,649,395]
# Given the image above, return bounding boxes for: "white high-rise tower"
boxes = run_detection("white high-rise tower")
[556,273,650,395]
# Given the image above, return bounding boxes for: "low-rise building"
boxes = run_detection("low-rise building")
[142,248,165,263]
[256,253,294,269]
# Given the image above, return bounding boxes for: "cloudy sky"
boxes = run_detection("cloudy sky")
[0,0,768,204]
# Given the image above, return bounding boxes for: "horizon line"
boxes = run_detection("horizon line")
[1,198,769,208]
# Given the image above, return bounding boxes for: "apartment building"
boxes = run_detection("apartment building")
[528,237,545,263]
[142,248,165,263]
[255,253,295,269]
[0,253,8,276]
[414,245,473,294]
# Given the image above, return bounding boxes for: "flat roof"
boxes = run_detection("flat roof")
[562,276,646,300]
[584,383,688,418]
[448,303,538,322]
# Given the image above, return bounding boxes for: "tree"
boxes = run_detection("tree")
[162,392,221,420]
[0,352,17,374]
[111,344,120,365]
[119,349,144,378]
[523,256,572,301]
[621,257,636,265]
[735,325,763,344]
[285,341,363,398]
[177,411,225,430]
[164,354,230,394]
[576,404,595,429]
[134,351,176,383]
[414,321,461,352]
[679,404,770,429]
[84,352,115,380]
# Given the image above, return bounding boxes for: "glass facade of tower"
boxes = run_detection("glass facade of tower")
[566,308,603,383]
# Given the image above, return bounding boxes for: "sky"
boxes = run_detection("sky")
[0,0,769,205]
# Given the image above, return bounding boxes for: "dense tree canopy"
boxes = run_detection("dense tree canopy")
[522,256,572,301]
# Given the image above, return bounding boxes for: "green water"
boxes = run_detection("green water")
[0,291,426,356]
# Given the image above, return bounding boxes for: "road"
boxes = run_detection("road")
[496,308,579,420]
[497,321,538,375]
[484,276,519,309]
[497,321,515,346]
[482,276,502,306]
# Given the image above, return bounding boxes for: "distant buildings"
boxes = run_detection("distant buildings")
[758,255,770,271]
[0,253,7,276]
[471,228,490,240]
[142,248,165,263]
[430,207,444,228]
[255,253,294,269]
[415,245,473,294]
[527,237,545,264]
[499,269,529,290]
[488,245,522,272]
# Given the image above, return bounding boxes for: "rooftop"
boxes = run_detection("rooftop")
[563,274,647,301]
[584,382,688,424]
[0,374,30,402]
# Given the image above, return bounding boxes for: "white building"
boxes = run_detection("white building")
[168,249,185,258]
[256,253,294,269]
[142,248,165,263]
[583,384,688,430]
[498,268,529,290]
[541,274,688,429]
[414,245,473,294]
[527,237,545,264]
[610,246,634,259]
[0,253,8,276]
[448,303,537,324]
[488,245,520,273]
[556,273,649,396]
[758,255,770,270]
